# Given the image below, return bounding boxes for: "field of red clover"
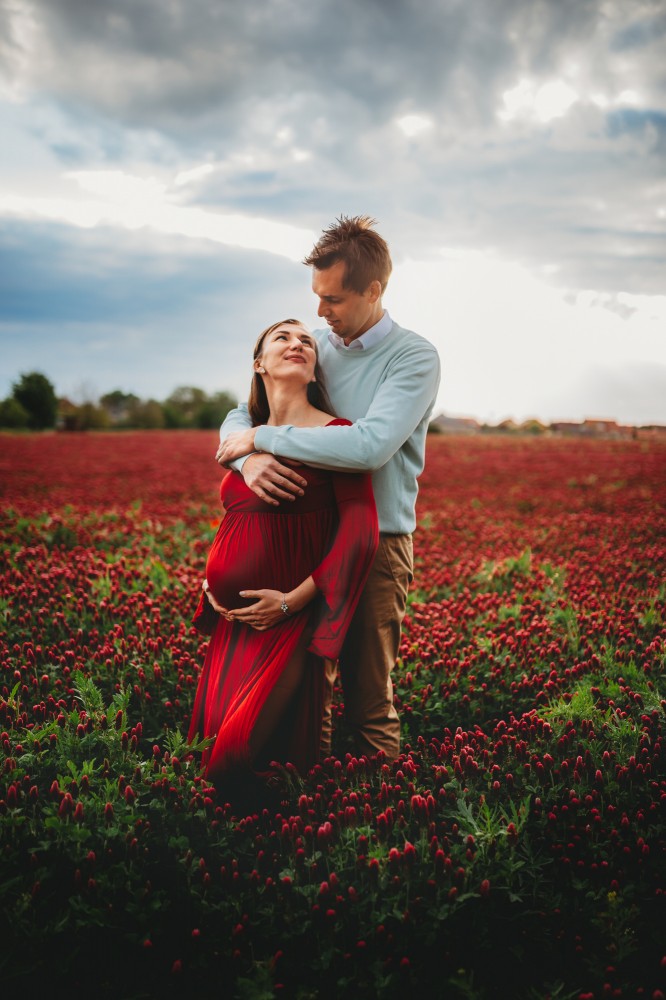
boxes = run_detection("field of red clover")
[1,430,664,998]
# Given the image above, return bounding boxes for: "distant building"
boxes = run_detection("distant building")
[429,413,481,434]
[582,419,633,438]
[636,425,666,440]
[551,421,586,436]
[429,412,664,439]
[551,419,634,438]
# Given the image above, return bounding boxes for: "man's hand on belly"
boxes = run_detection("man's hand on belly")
[237,453,308,507]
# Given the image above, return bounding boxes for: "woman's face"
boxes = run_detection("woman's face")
[256,323,317,384]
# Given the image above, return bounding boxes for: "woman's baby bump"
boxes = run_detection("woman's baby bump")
[205,515,292,611]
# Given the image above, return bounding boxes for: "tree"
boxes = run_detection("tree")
[77,402,110,431]
[132,399,166,429]
[100,390,141,426]
[195,390,238,429]
[0,397,29,429]
[163,386,208,428]
[12,372,58,429]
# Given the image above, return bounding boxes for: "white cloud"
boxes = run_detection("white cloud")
[386,250,666,423]
[616,89,643,106]
[395,114,433,138]
[499,78,579,123]
[0,169,315,260]
[174,163,216,187]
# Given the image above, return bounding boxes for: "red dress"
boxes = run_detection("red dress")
[188,419,378,780]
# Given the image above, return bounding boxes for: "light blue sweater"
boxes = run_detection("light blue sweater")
[221,321,441,534]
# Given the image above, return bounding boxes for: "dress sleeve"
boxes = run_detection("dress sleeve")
[192,590,219,635]
[308,424,379,658]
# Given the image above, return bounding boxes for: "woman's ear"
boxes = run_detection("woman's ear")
[254,360,266,374]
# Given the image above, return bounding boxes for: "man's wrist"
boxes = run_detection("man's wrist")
[235,452,254,474]
[254,425,275,454]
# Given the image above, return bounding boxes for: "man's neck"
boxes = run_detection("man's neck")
[343,304,385,346]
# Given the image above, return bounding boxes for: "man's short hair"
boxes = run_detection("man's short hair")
[303,215,392,294]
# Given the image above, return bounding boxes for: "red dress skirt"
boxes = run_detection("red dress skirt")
[188,421,378,780]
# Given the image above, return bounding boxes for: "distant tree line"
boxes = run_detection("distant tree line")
[0,372,237,431]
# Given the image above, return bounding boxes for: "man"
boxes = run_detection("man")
[216,215,440,761]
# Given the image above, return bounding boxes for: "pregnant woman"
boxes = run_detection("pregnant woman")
[188,318,378,787]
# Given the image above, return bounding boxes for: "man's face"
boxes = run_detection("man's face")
[312,260,381,344]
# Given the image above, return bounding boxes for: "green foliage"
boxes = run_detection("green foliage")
[3,376,237,432]
[156,386,238,429]
[474,548,533,594]
[60,399,110,431]
[11,371,58,429]
[0,396,29,429]
[195,390,238,429]
[99,390,141,425]
[130,398,166,429]
[163,386,208,428]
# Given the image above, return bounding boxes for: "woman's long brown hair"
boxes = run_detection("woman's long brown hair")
[247,318,336,426]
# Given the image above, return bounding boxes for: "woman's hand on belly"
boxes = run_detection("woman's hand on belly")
[226,589,288,631]
[202,580,233,620]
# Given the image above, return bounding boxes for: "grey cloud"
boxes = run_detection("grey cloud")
[0,221,248,323]
[3,0,665,300]
[12,0,616,130]
[0,221,310,401]
[610,6,666,50]
[606,108,666,153]
[14,1,666,165]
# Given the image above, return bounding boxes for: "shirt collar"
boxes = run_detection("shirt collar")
[327,310,393,351]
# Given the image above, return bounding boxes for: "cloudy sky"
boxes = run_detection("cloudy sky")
[1,0,665,424]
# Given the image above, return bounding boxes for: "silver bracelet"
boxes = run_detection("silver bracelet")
[280,595,291,616]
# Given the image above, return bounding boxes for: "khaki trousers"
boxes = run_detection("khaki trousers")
[320,533,413,761]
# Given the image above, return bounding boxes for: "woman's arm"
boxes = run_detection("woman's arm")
[223,577,319,631]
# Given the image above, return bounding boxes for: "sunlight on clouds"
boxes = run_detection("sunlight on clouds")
[386,250,666,423]
[0,169,315,261]
[534,81,578,120]
[396,114,433,138]
[616,89,643,106]
[174,164,216,187]
[0,191,113,228]
[68,170,168,207]
[499,79,579,123]
[591,88,645,110]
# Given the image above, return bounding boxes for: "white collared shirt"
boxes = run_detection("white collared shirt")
[327,310,393,351]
